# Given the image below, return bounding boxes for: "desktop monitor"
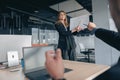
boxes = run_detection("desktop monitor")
[0,35,32,63]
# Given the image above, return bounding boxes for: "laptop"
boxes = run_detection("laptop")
[23,45,72,80]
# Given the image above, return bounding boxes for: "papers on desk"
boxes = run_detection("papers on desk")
[0,64,6,70]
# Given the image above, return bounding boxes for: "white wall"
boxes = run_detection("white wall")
[92,0,112,66]
[0,35,31,63]
[92,0,120,66]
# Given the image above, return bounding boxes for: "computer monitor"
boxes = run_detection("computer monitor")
[0,35,32,63]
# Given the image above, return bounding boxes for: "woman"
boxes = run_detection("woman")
[55,11,81,60]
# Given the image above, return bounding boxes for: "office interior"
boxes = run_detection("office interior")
[0,0,119,80]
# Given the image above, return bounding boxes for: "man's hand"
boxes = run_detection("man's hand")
[45,49,64,79]
[87,22,96,31]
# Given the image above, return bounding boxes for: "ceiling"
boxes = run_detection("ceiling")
[50,0,91,17]
[0,0,92,22]
[76,0,92,13]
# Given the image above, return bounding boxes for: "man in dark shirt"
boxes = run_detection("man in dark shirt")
[45,0,120,80]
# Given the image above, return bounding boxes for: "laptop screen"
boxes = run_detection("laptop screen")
[23,45,55,73]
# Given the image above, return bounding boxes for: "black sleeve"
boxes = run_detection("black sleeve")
[95,28,120,51]
[55,23,72,36]
[72,31,78,35]
[73,28,92,36]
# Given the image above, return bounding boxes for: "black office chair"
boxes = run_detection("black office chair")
[79,43,92,62]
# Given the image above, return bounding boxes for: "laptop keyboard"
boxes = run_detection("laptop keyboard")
[26,68,72,80]
[26,69,50,80]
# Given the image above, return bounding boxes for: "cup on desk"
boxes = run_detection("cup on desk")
[21,58,24,69]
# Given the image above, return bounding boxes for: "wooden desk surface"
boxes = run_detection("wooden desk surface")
[63,60,110,80]
[0,60,110,80]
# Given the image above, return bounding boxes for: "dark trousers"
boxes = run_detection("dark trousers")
[61,48,76,61]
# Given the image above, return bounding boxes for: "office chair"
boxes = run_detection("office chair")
[79,43,92,62]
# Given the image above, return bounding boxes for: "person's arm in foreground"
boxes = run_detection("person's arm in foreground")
[88,22,120,51]
[45,49,65,80]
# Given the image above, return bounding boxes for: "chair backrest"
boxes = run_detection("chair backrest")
[79,43,85,51]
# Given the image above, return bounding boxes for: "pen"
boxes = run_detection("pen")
[10,69,20,72]
[83,24,88,26]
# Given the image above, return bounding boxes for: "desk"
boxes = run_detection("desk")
[63,60,110,80]
[0,60,110,80]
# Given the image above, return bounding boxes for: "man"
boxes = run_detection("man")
[45,0,120,80]
[45,49,64,80]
